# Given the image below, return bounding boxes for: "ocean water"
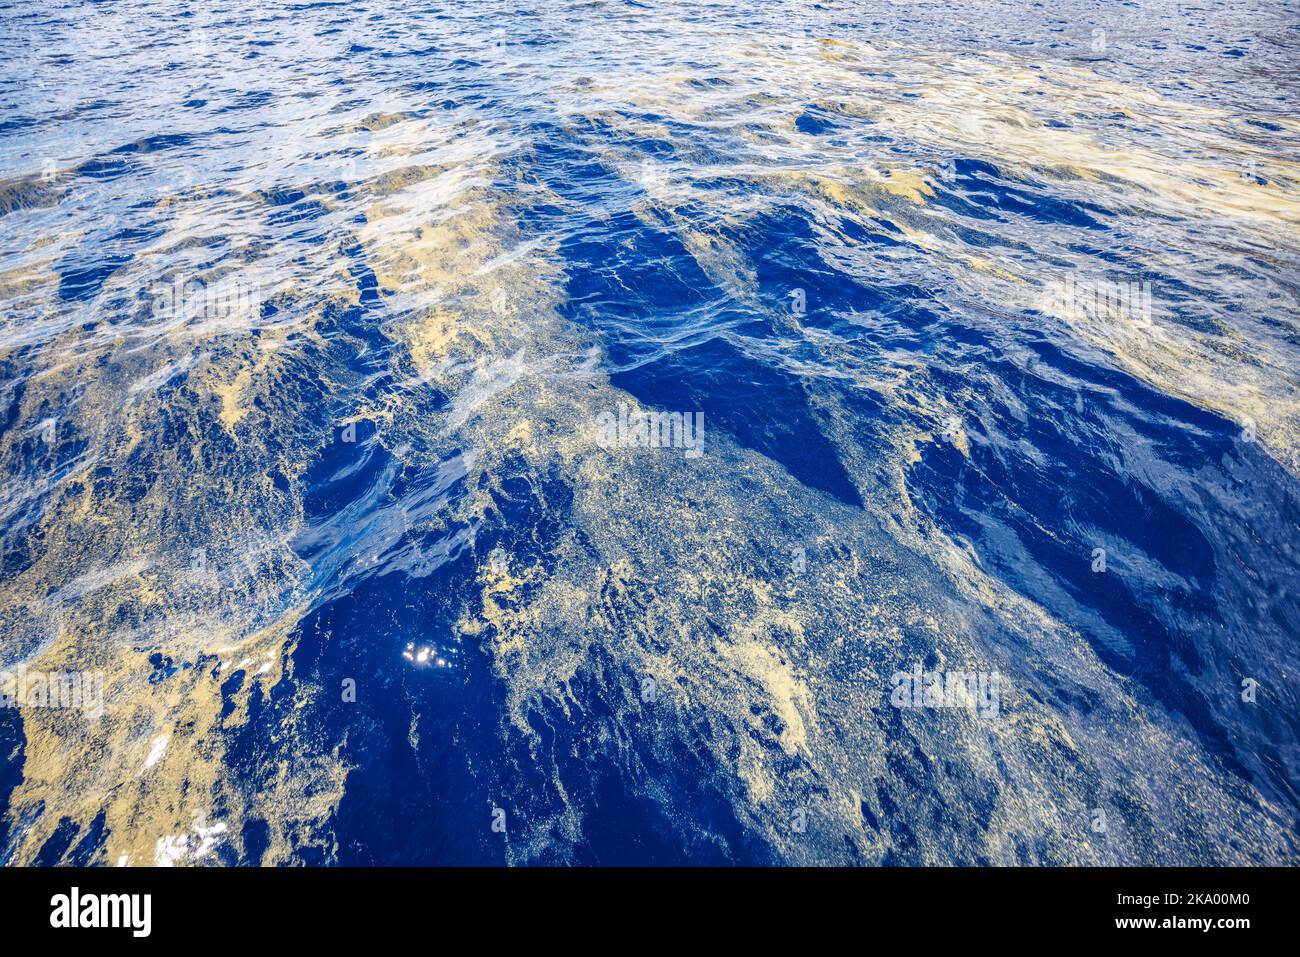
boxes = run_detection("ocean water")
[1,0,1298,865]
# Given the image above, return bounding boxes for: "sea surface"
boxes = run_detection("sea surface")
[1,0,1298,865]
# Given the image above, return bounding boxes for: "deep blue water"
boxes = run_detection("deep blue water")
[0,0,1298,865]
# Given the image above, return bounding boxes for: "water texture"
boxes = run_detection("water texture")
[0,0,1298,865]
